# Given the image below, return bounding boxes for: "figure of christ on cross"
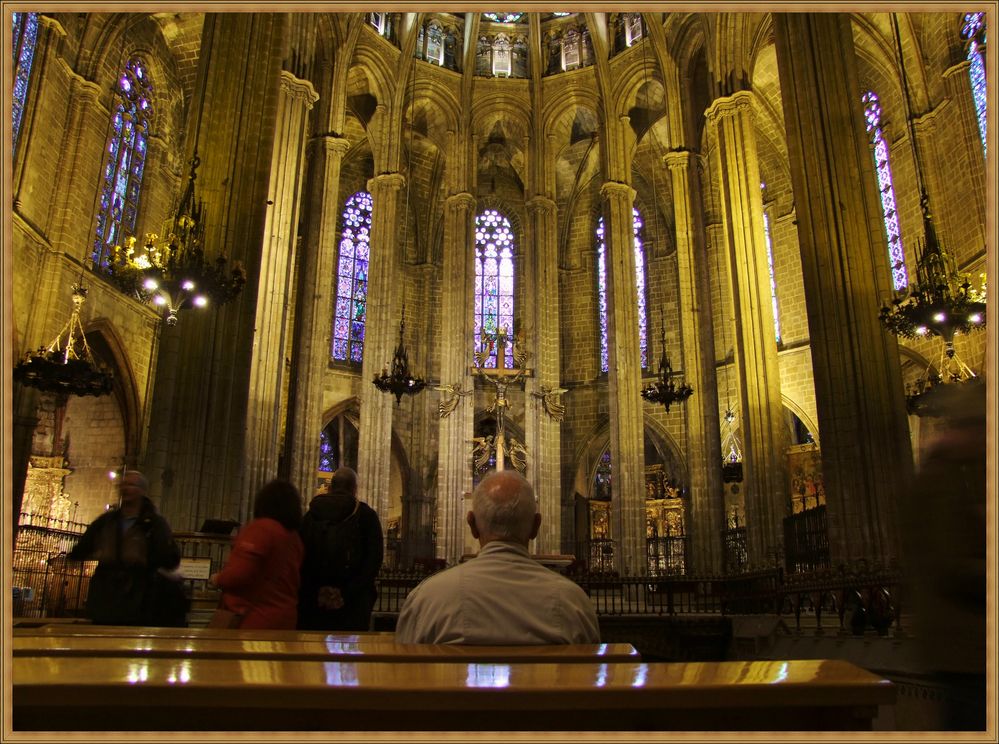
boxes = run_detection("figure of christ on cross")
[473,327,529,473]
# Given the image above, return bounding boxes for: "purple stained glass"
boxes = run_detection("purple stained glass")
[92,57,153,272]
[319,429,336,472]
[862,91,908,291]
[761,207,781,344]
[331,192,372,361]
[474,209,516,368]
[597,208,648,372]
[12,12,39,157]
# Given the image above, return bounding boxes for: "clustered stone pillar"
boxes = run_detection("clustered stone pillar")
[665,150,724,574]
[243,70,318,504]
[436,192,476,565]
[524,195,562,555]
[774,13,913,565]
[143,13,286,530]
[285,134,350,496]
[705,91,788,568]
[356,172,405,520]
[600,181,647,576]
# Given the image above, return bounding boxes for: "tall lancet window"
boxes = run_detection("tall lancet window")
[962,12,987,156]
[331,191,373,363]
[12,12,39,157]
[92,56,154,272]
[862,90,908,291]
[474,209,515,368]
[597,208,648,372]
[761,183,781,344]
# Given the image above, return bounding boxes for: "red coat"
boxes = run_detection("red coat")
[216,517,304,629]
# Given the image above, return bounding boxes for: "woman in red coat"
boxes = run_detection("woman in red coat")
[210,479,304,629]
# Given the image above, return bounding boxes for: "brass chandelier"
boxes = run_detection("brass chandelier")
[641,316,693,413]
[14,283,114,397]
[373,314,427,405]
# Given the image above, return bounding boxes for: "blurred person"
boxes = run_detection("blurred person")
[210,479,304,629]
[68,470,185,626]
[298,467,384,631]
[395,470,600,644]
[901,380,986,730]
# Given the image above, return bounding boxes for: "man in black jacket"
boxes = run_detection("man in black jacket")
[298,467,384,631]
[68,470,185,626]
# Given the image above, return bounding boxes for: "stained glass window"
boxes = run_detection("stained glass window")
[761,187,781,343]
[483,13,524,23]
[92,56,154,272]
[862,90,908,291]
[593,449,612,500]
[369,13,387,34]
[597,207,648,372]
[624,13,644,46]
[331,192,373,363]
[12,12,39,157]
[474,209,515,368]
[962,12,987,157]
[319,429,336,472]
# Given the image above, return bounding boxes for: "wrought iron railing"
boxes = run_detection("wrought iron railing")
[722,526,748,573]
[783,505,830,574]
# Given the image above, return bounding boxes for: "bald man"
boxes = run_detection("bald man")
[395,470,599,644]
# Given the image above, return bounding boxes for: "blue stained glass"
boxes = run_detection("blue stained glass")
[92,56,154,272]
[597,207,648,372]
[862,91,907,290]
[962,14,987,157]
[331,192,372,361]
[319,429,335,472]
[12,12,39,157]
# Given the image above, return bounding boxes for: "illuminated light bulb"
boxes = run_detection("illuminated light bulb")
[182,280,195,291]
[153,295,167,306]
[915,325,929,335]
[193,296,208,308]
[932,312,946,323]
[143,278,159,290]
[969,313,982,323]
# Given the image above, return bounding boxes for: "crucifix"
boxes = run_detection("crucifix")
[436,326,567,476]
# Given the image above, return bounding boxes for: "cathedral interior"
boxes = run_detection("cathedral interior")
[6,10,993,732]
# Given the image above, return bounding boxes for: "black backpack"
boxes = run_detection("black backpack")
[305,500,363,586]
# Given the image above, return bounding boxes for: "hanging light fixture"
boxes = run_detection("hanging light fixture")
[373,311,427,405]
[372,56,426,406]
[878,14,987,412]
[641,310,693,412]
[104,32,245,325]
[14,282,114,397]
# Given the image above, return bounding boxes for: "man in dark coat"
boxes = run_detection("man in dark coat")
[298,467,384,631]
[68,470,185,626]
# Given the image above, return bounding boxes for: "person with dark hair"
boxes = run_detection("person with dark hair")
[395,470,599,644]
[298,467,384,631]
[210,479,304,629]
[68,470,185,626]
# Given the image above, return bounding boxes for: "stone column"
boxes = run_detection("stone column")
[144,13,286,530]
[356,172,406,520]
[665,150,724,575]
[243,71,318,502]
[705,91,788,568]
[525,195,562,554]
[942,60,987,252]
[774,13,913,565]
[600,181,647,576]
[436,192,476,564]
[285,134,350,496]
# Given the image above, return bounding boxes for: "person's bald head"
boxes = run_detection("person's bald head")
[467,470,540,547]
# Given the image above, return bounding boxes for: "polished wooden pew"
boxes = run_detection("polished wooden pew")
[12,634,640,663]
[14,624,394,643]
[12,657,894,731]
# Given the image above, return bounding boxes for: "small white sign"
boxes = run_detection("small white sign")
[178,557,213,581]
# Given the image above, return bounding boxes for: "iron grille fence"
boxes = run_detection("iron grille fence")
[646,536,687,577]
[783,505,830,574]
[722,526,749,573]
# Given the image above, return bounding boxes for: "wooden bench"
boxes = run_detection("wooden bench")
[12,634,640,664]
[12,656,894,731]
[13,624,395,643]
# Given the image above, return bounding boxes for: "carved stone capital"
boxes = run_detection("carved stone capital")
[279,70,319,108]
[445,192,476,213]
[600,180,636,203]
[367,172,406,194]
[526,195,557,216]
[663,149,692,172]
[704,89,754,124]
